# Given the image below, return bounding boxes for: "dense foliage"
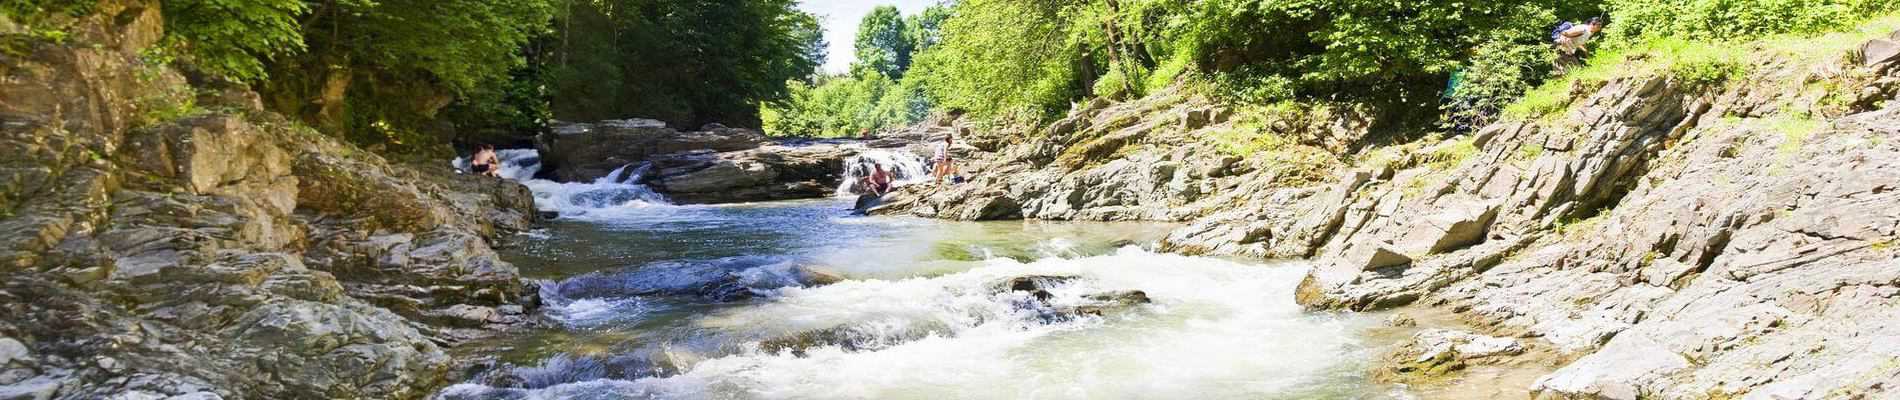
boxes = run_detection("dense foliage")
[547,0,825,129]
[761,3,946,137]
[1602,0,1899,42]
[160,0,305,82]
[22,0,1900,155]
[855,5,913,79]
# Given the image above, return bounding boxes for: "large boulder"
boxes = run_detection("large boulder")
[644,142,857,204]
[539,120,766,182]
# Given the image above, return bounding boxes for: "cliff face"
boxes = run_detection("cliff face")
[1,2,540,399]
[882,25,1900,398]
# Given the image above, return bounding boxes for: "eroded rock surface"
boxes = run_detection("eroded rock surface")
[0,3,541,398]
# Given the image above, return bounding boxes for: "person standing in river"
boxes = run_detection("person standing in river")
[932,135,958,184]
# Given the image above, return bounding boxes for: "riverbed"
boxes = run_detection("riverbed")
[436,152,1412,399]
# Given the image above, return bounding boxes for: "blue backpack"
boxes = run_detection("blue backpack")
[1551,21,1575,42]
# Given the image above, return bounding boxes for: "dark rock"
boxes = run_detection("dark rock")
[539,120,766,182]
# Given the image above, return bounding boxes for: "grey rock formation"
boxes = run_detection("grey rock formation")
[873,87,1363,222]
[0,3,541,398]
[645,142,860,204]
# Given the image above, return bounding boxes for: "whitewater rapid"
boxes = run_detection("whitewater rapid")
[457,149,670,218]
[440,248,1382,400]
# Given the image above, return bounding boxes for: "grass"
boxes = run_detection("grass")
[1765,113,1824,175]
[1506,38,1744,119]
[1504,14,1900,120]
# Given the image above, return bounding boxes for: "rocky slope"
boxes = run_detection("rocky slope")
[1,2,541,399]
[881,25,1900,398]
[539,119,931,204]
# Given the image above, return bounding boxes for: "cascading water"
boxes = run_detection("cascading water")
[457,149,670,218]
[836,149,930,196]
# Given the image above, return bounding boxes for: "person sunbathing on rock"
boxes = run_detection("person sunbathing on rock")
[470,144,502,178]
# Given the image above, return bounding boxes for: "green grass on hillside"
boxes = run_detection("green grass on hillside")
[1505,14,1900,120]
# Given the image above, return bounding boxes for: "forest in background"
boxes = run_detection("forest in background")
[6,0,1896,156]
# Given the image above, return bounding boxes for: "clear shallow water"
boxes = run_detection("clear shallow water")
[439,152,1403,400]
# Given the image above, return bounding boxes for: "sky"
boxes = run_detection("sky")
[798,0,940,74]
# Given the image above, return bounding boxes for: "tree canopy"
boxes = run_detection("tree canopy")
[854,5,913,79]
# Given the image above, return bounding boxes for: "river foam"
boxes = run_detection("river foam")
[457,149,671,218]
[440,248,1382,399]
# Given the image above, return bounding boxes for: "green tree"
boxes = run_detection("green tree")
[548,0,824,128]
[855,5,914,79]
[250,0,555,153]
[905,4,953,52]
[158,0,306,82]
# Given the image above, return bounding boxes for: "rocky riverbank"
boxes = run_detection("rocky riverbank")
[2,2,541,398]
[877,24,1900,398]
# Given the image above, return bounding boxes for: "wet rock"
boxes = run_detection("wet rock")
[551,257,842,303]
[992,275,1080,294]
[1375,329,1525,384]
[991,275,1151,320]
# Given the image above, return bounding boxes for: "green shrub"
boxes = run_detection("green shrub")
[1603,0,1898,42]
[161,0,306,82]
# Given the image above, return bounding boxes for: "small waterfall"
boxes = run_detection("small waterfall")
[455,149,670,218]
[836,149,930,196]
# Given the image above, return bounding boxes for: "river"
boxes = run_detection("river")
[436,150,1409,399]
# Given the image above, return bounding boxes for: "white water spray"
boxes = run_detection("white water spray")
[456,149,671,217]
[438,249,1382,399]
[836,149,930,196]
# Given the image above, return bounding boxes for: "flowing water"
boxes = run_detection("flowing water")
[438,150,1411,400]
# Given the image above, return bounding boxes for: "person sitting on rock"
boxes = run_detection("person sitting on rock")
[932,135,958,184]
[868,164,894,196]
[470,144,502,178]
[1554,17,1604,75]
